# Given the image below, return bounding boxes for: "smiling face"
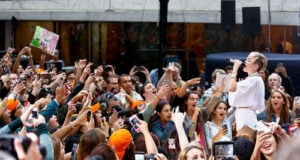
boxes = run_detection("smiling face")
[213,102,228,120]
[270,91,285,112]
[186,148,206,160]
[142,83,157,99]
[260,134,277,156]
[157,104,172,123]
[119,75,133,94]
[186,93,199,113]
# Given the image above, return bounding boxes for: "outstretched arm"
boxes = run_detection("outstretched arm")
[136,118,158,154]
[172,111,189,150]
[177,77,201,98]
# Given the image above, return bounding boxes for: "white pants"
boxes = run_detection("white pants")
[235,108,257,131]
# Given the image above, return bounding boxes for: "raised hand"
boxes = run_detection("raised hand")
[14,133,43,160]
[55,84,66,105]
[135,117,149,134]
[172,111,186,127]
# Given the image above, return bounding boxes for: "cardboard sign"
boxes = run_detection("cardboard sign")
[30,26,59,55]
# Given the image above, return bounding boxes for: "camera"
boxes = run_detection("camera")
[32,108,38,119]
[103,65,111,72]
[135,66,142,72]
[222,124,228,130]
[134,151,145,160]
[18,76,26,83]
[277,62,284,68]
[0,135,31,159]
[213,141,234,160]
[75,102,83,113]
[90,65,95,74]
[163,80,169,85]
[145,153,156,160]
[87,110,92,122]
[41,73,51,81]
[129,114,140,133]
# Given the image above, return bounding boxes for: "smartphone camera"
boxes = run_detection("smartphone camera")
[163,80,169,85]
[90,65,95,74]
[277,62,284,68]
[222,124,228,130]
[134,151,145,160]
[75,102,83,113]
[70,143,78,160]
[213,141,234,160]
[32,108,38,119]
[103,65,111,72]
[135,66,142,72]
[87,110,92,122]
[18,77,26,84]
[129,115,140,133]
[145,153,156,160]
[42,73,51,80]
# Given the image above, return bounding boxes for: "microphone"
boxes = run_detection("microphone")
[224,58,245,67]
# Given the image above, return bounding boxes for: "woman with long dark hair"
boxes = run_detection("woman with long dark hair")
[148,99,177,159]
[204,101,233,149]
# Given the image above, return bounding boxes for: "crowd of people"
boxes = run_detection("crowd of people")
[0,46,300,160]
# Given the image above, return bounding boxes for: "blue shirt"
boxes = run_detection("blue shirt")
[150,119,176,143]
[203,84,228,102]
[257,110,293,132]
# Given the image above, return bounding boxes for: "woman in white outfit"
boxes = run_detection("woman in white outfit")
[228,52,268,131]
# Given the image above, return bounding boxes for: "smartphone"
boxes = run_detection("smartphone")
[32,108,38,119]
[90,65,95,74]
[277,62,284,68]
[222,124,228,130]
[168,62,175,68]
[213,141,234,160]
[18,76,26,84]
[129,114,140,133]
[134,151,145,160]
[135,66,142,72]
[87,110,92,121]
[41,73,51,81]
[70,143,78,160]
[163,80,169,85]
[0,135,31,159]
[75,102,83,113]
[57,77,64,87]
[103,65,111,72]
[145,153,156,160]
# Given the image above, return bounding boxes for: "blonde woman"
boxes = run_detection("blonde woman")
[228,52,268,132]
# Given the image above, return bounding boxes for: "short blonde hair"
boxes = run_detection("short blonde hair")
[250,52,268,71]
[178,145,206,160]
